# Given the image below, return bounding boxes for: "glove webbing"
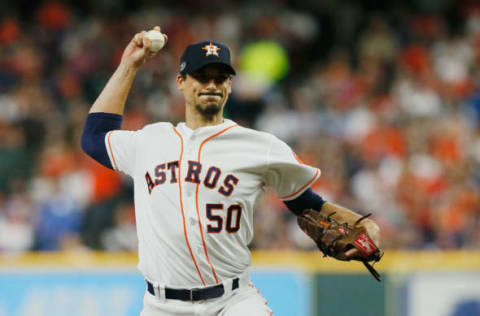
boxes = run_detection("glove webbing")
[331,213,383,282]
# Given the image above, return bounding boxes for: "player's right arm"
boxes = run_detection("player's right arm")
[90,26,166,114]
[81,27,167,171]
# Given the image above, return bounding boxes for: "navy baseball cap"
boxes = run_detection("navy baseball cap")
[179,40,236,76]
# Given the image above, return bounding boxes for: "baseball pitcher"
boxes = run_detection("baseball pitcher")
[81,26,382,316]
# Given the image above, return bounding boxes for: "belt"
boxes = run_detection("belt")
[146,278,239,301]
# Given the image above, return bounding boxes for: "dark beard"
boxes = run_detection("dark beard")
[195,103,221,117]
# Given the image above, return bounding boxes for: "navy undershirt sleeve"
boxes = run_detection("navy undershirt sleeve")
[81,112,123,169]
[283,188,325,215]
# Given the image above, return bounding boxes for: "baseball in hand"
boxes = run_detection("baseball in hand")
[145,30,165,52]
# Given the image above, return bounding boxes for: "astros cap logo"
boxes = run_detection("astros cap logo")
[202,42,220,57]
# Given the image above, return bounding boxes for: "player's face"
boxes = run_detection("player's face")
[177,66,232,117]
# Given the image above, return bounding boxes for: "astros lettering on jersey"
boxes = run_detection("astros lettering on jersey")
[105,119,321,287]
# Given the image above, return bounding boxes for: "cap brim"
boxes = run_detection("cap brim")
[190,61,236,75]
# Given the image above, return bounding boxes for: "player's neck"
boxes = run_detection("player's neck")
[185,107,224,129]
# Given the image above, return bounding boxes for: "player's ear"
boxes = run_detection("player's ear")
[176,74,185,91]
[226,77,232,94]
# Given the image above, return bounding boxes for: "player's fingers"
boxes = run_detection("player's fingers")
[344,248,360,259]
[143,36,151,48]
[133,33,143,46]
[163,34,168,44]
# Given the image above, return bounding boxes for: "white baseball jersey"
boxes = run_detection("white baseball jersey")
[105,119,321,288]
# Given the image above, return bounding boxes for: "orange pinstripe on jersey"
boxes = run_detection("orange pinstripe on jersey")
[107,131,119,170]
[173,127,206,286]
[196,124,238,284]
[280,169,320,200]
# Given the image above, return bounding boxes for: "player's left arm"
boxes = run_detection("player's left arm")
[264,134,381,255]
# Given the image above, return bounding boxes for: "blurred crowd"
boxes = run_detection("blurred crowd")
[0,0,479,254]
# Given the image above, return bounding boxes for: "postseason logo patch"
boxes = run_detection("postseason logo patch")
[180,61,186,72]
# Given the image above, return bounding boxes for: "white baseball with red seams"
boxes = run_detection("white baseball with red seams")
[105,118,320,289]
[145,30,165,52]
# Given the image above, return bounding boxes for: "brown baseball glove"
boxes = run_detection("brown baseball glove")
[297,209,383,281]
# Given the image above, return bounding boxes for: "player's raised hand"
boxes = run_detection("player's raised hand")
[120,26,168,69]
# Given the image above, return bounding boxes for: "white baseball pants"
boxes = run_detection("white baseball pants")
[140,274,272,316]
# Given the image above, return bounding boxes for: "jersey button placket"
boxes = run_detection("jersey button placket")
[184,137,200,246]
[185,137,195,198]
[188,136,209,274]
[196,245,204,256]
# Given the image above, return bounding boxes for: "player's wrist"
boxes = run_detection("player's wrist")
[117,60,140,77]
